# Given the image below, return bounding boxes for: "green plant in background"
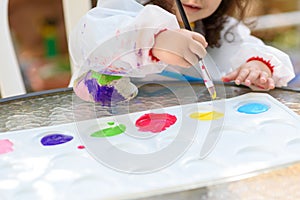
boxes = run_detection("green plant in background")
[40,17,71,79]
[267,27,300,51]
[259,27,300,77]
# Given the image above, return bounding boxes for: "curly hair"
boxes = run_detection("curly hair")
[145,0,251,47]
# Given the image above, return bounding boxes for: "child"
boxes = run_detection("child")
[69,0,295,104]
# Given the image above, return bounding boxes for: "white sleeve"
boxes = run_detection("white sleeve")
[208,17,295,87]
[69,0,179,84]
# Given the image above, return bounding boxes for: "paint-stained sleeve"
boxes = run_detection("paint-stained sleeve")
[69,0,179,86]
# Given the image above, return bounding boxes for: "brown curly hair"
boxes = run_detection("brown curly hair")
[145,0,251,48]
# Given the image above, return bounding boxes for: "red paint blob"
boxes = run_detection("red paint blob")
[135,113,177,133]
[77,145,85,149]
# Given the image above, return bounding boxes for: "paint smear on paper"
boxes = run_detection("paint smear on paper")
[91,123,126,137]
[190,111,224,121]
[0,139,13,154]
[135,113,177,133]
[41,134,73,146]
[238,103,269,114]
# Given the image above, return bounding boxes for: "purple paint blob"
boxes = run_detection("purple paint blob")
[41,134,73,146]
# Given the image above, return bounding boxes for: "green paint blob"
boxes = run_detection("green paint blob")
[107,122,115,126]
[91,124,126,137]
[91,71,122,85]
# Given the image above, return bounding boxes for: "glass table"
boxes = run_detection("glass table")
[1,82,300,199]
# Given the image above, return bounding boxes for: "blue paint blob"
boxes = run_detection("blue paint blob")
[41,134,73,146]
[237,103,269,114]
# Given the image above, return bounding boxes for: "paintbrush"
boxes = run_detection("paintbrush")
[175,0,217,99]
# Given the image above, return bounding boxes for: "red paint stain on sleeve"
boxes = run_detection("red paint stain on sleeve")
[135,113,177,133]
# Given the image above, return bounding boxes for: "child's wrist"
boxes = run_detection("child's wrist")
[246,56,275,74]
[149,29,168,62]
[149,48,160,62]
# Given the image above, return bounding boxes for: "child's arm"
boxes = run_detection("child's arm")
[211,17,295,90]
[69,0,180,83]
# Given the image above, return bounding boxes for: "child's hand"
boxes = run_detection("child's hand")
[222,60,275,90]
[152,29,207,67]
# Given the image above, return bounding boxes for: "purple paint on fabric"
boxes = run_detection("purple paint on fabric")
[99,69,127,75]
[137,48,143,57]
[85,78,125,106]
[41,134,73,146]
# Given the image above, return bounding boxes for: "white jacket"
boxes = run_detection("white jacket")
[69,0,295,87]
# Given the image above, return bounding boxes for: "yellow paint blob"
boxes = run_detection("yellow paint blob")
[189,111,224,121]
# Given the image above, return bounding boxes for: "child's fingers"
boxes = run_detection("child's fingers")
[244,70,260,86]
[259,71,269,84]
[222,70,239,82]
[256,72,274,90]
[256,78,275,90]
[266,77,275,90]
[235,68,250,85]
[189,40,207,60]
[183,49,199,67]
[191,32,208,47]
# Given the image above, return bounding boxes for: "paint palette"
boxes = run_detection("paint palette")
[1,93,300,200]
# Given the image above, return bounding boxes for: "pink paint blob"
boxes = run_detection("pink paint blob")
[135,113,177,133]
[0,139,14,154]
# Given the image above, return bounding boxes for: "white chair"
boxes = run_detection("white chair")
[249,11,300,31]
[0,0,92,98]
[62,0,92,74]
[0,0,26,98]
